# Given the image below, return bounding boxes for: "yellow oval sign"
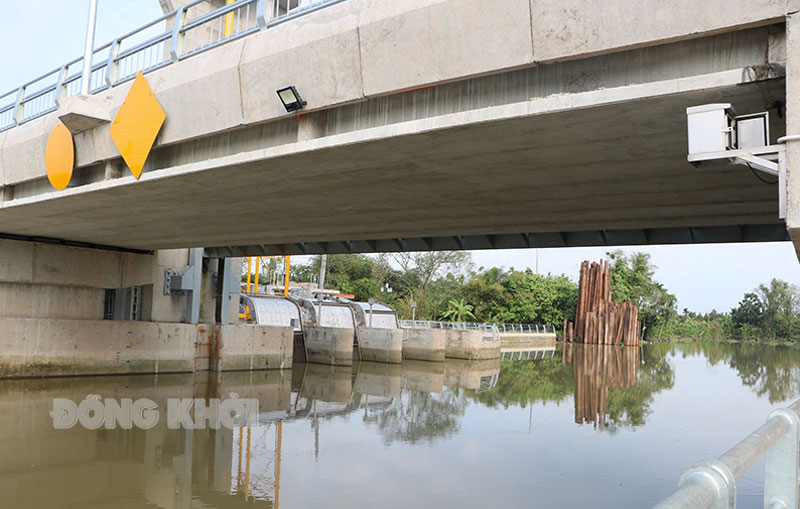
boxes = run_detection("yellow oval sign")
[45,123,74,190]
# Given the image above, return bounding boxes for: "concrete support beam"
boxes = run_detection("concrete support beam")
[57,94,112,134]
[787,14,800,260]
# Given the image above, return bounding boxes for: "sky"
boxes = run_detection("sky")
[1,0,798,313]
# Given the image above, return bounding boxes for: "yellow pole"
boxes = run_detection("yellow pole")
[284,256,290,297]
[246,258,252,294]
[254,257,261,295]
[224,0,235,37]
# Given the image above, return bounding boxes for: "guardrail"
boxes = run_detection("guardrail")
[399,320,499,341]
[399,320,556,335]
[654,398,800,508]
[0,0,346,132]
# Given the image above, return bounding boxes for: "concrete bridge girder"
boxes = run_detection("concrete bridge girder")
[0,0,796,257]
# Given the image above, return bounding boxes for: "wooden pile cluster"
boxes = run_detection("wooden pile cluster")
[562,260,641,346]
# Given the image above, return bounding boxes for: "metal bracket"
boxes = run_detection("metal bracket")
[678,460,736,509]
[688,144,786,220]
[764,407,799,509]
[733,154,779,176]
[163,267,194,295]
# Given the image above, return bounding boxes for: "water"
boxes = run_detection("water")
[1,341,798,508]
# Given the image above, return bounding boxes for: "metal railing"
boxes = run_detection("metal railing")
[399,320,500,341]
[0,0,345,132]
[654,399,800,508]
[400,320,556,335]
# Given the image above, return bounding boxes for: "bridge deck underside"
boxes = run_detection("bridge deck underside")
[0,79,787,254]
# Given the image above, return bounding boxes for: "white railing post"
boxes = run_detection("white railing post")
[256,0,269,29]
[54,65,68,106]
[12,86,25,125]
[170,7,188,61]
[105,39,122,88]
[764,407,800,508]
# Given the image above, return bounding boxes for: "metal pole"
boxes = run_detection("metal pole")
[81,0,99,95]
[318,254,327,290]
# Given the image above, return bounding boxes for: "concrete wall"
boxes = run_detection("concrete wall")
[304,326,355,366]
[0,318,199,377]
[443,329,500,360]
[0,282,104,320]
[356,327,403,364]
[0,241,241,325]
[402,328,446,362]
[0,239,153,288]
[0,318,292,378]
[215,324,293,371]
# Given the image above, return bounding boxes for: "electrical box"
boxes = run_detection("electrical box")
[686,103,735,155]
[734,112,769,149]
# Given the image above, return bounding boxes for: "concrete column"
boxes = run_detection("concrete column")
[787,14,800,261]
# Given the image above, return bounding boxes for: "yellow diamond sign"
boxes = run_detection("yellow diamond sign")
[109,72,166,179]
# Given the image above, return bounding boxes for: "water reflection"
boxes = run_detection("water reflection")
[566,345,640,428]
[2,342,800,507]
[669,341,800,403]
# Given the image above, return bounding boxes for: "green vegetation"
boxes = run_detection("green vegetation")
[283,250,799,342]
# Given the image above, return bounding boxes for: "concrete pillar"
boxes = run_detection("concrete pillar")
[787,14,800,261]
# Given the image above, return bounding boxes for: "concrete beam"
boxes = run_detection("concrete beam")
[57,95,112,134]
[787,14,800,260]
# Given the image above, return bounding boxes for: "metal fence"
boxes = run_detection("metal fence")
[400,320,556,334]
[654,398,800,508]
[399,320,500,341]
[0,0,345,132]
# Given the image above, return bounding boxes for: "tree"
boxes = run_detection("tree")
[462,269,578,325]
[441,298,475,322]
[607,250,677,339]
[756,279,800,338]
[731,292,764,333]
[729,280,800,339]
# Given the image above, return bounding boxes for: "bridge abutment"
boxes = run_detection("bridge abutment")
[0,239,293,378]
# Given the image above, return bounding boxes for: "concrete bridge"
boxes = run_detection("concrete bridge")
[0,0,798,376]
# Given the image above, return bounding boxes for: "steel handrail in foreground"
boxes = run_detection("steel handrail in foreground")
[654,399,800,508]
[0,0,345,132]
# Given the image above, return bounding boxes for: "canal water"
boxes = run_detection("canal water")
[1,341,797,508]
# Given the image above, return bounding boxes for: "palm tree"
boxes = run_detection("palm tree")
[442,298,475,323]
